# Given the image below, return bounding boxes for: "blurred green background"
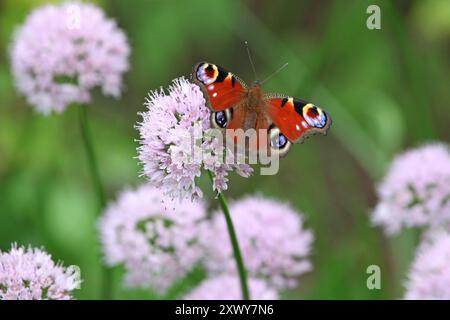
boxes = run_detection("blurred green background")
[0,0,449,299]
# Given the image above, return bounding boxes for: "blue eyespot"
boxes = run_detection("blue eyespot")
[215,111,228,128]
[272,133,288,149]
[269,126,292,156]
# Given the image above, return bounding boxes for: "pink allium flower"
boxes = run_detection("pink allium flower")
[10,2,130,114]
[202,195,313,289]
[372,143,450,235]
[405,232,450,299]
[137,77,252,200]
[0,244,81,300]
[184,275,278,300]
[98,184,208,294]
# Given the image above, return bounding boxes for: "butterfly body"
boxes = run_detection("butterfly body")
[244,82,263,110]
[232,83,266,131]
[192,62,331,157]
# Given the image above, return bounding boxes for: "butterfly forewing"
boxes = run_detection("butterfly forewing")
[192,62,246,112]
[264,96,331,144]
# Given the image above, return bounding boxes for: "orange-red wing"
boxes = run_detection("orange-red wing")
[265,96,331,143]
[225,106,246,131]
[192,62,246,112]
[253,112,271,152]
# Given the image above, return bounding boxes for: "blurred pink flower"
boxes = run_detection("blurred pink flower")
[202,195,313,289]
[10,2,130,114]
[184,274,278,300]
[0,244,81,300]
[98,184,208,294]
[137,77,252,201]
[405,231,450,299]
[372,143,450,235]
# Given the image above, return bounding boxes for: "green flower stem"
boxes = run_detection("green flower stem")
[78,105,112,300]
[207,170,250,300]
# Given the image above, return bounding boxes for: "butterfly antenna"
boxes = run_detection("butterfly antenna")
[245,41,258,81]
[260,62,289,85]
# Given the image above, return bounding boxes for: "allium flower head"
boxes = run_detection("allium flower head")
[372,143,450,235]
[137,77,252,200]
[184,275,278,300]
[405,232,450,299]
[98,184,208,294]
[0,244,81,300]
[10,2,130,114]
[202,195,313,289]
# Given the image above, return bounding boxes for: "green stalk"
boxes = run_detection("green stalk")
[207,170,250,300]
[78,105,112,300]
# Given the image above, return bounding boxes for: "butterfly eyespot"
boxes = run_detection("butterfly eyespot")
[211,109,232,129]
[196,63,218,85]
[269,126,292,157]
[272,133,288,149]
[303,103,327,128]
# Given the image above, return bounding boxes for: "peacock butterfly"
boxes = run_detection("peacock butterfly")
[191,62,331,158]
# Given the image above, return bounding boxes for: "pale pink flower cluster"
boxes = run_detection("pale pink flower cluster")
[371,143,450,299]
[10,2,130,114]
[99,189,312,299]
[202,195,313,290]
[137,77,252,200]
[405,232,450,299]
[98,184,208,294]
[184,275,278,300]
[372,143,450,235]
[0,244,81,300]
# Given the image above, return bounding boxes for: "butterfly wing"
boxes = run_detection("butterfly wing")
[265,95,331,144]
[225,106,288,158]
[192,62,246,113]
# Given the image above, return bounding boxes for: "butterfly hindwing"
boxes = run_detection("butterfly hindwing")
[265,96,331,144]
[192,62,246,112]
